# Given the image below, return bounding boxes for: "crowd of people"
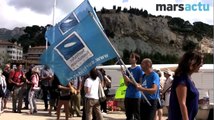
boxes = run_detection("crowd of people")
[0,50,204,120]
[0,63,112,120]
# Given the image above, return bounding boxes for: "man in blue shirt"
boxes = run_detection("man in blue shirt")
[122,53,143,120]
[136,58,160,120]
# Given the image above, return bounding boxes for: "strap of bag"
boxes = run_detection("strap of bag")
[162,85,172,95]
[162,85,172,100]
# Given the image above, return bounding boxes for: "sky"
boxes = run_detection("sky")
[0,0,213,30]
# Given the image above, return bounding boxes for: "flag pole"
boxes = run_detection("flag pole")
[89,12,151,106]
[47,0,57,50]
[51,0,56,70]
[43,0,56,68]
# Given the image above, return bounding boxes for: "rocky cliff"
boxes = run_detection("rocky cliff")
[0,27,25,40]
[97,10,213,57]
[0,10,213,58]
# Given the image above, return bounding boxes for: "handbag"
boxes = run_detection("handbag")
[98,82,106,102]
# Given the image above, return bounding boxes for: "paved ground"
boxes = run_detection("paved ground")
[0,100,126,120]
[0,100,167,120]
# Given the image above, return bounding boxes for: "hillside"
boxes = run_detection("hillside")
[0,8,213,60]
[97,9,213,57]
[0,27,25,40]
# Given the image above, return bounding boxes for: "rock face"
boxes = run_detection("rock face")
[0,27,25,40]
[0,11,213,57]
[98,11,213,57]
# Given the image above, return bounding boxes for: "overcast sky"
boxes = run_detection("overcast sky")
[0,0,213,30]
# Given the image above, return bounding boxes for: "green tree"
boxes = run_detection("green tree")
[123,8,128,13]
[8,37,18,43]
[142,10,148,17]
[116,6,121,13]
[203,53,213,64]
[122,49,131,64]
[193,22,213,38]
[0,53,10,65]
[182,40,197,52]
[17,25,46,53]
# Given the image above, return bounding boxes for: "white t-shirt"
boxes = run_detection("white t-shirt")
[163,77,173,93]
[163,77,173,106]
[0,75,7,93]
[84,77,100,99]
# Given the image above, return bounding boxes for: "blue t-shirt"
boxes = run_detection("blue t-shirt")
[168,74,199,120]
[141,71,160,100]
[125,66,143,98]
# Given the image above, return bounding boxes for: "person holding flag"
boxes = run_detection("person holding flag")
[121,53,143,120]
[41,1,152,120]
[136,58,160,120]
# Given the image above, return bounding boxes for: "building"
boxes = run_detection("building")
[0,40,23,64]
[25,46,46,64]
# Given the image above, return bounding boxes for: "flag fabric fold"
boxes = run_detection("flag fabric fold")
[41,2,117,85]
[45,0,103,45]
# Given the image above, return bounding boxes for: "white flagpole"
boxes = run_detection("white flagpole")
[53,0,56,44]
[89,12,151,106]
[46,0,57,50]
[48,0,56,71]
[53,0,56,28]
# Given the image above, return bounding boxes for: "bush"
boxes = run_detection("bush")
[116,7,121,13]
[193,22,213,38]
[142,10,148,17]
[203,53,213,64]
[123,8,128,13]
[113,5,116,10]
[182,40,197,52]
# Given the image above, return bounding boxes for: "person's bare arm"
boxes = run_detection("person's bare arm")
[176,84,189,120]
[58,85,70,90]
[84,86,91,94]
[121,67,135,86]
[122,73,135,86]
[136,84,158,94]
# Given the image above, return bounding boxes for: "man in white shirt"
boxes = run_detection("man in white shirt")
[84,68,103,120]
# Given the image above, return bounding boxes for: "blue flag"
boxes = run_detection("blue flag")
[41,13,118,85]
[45,0,103,45]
